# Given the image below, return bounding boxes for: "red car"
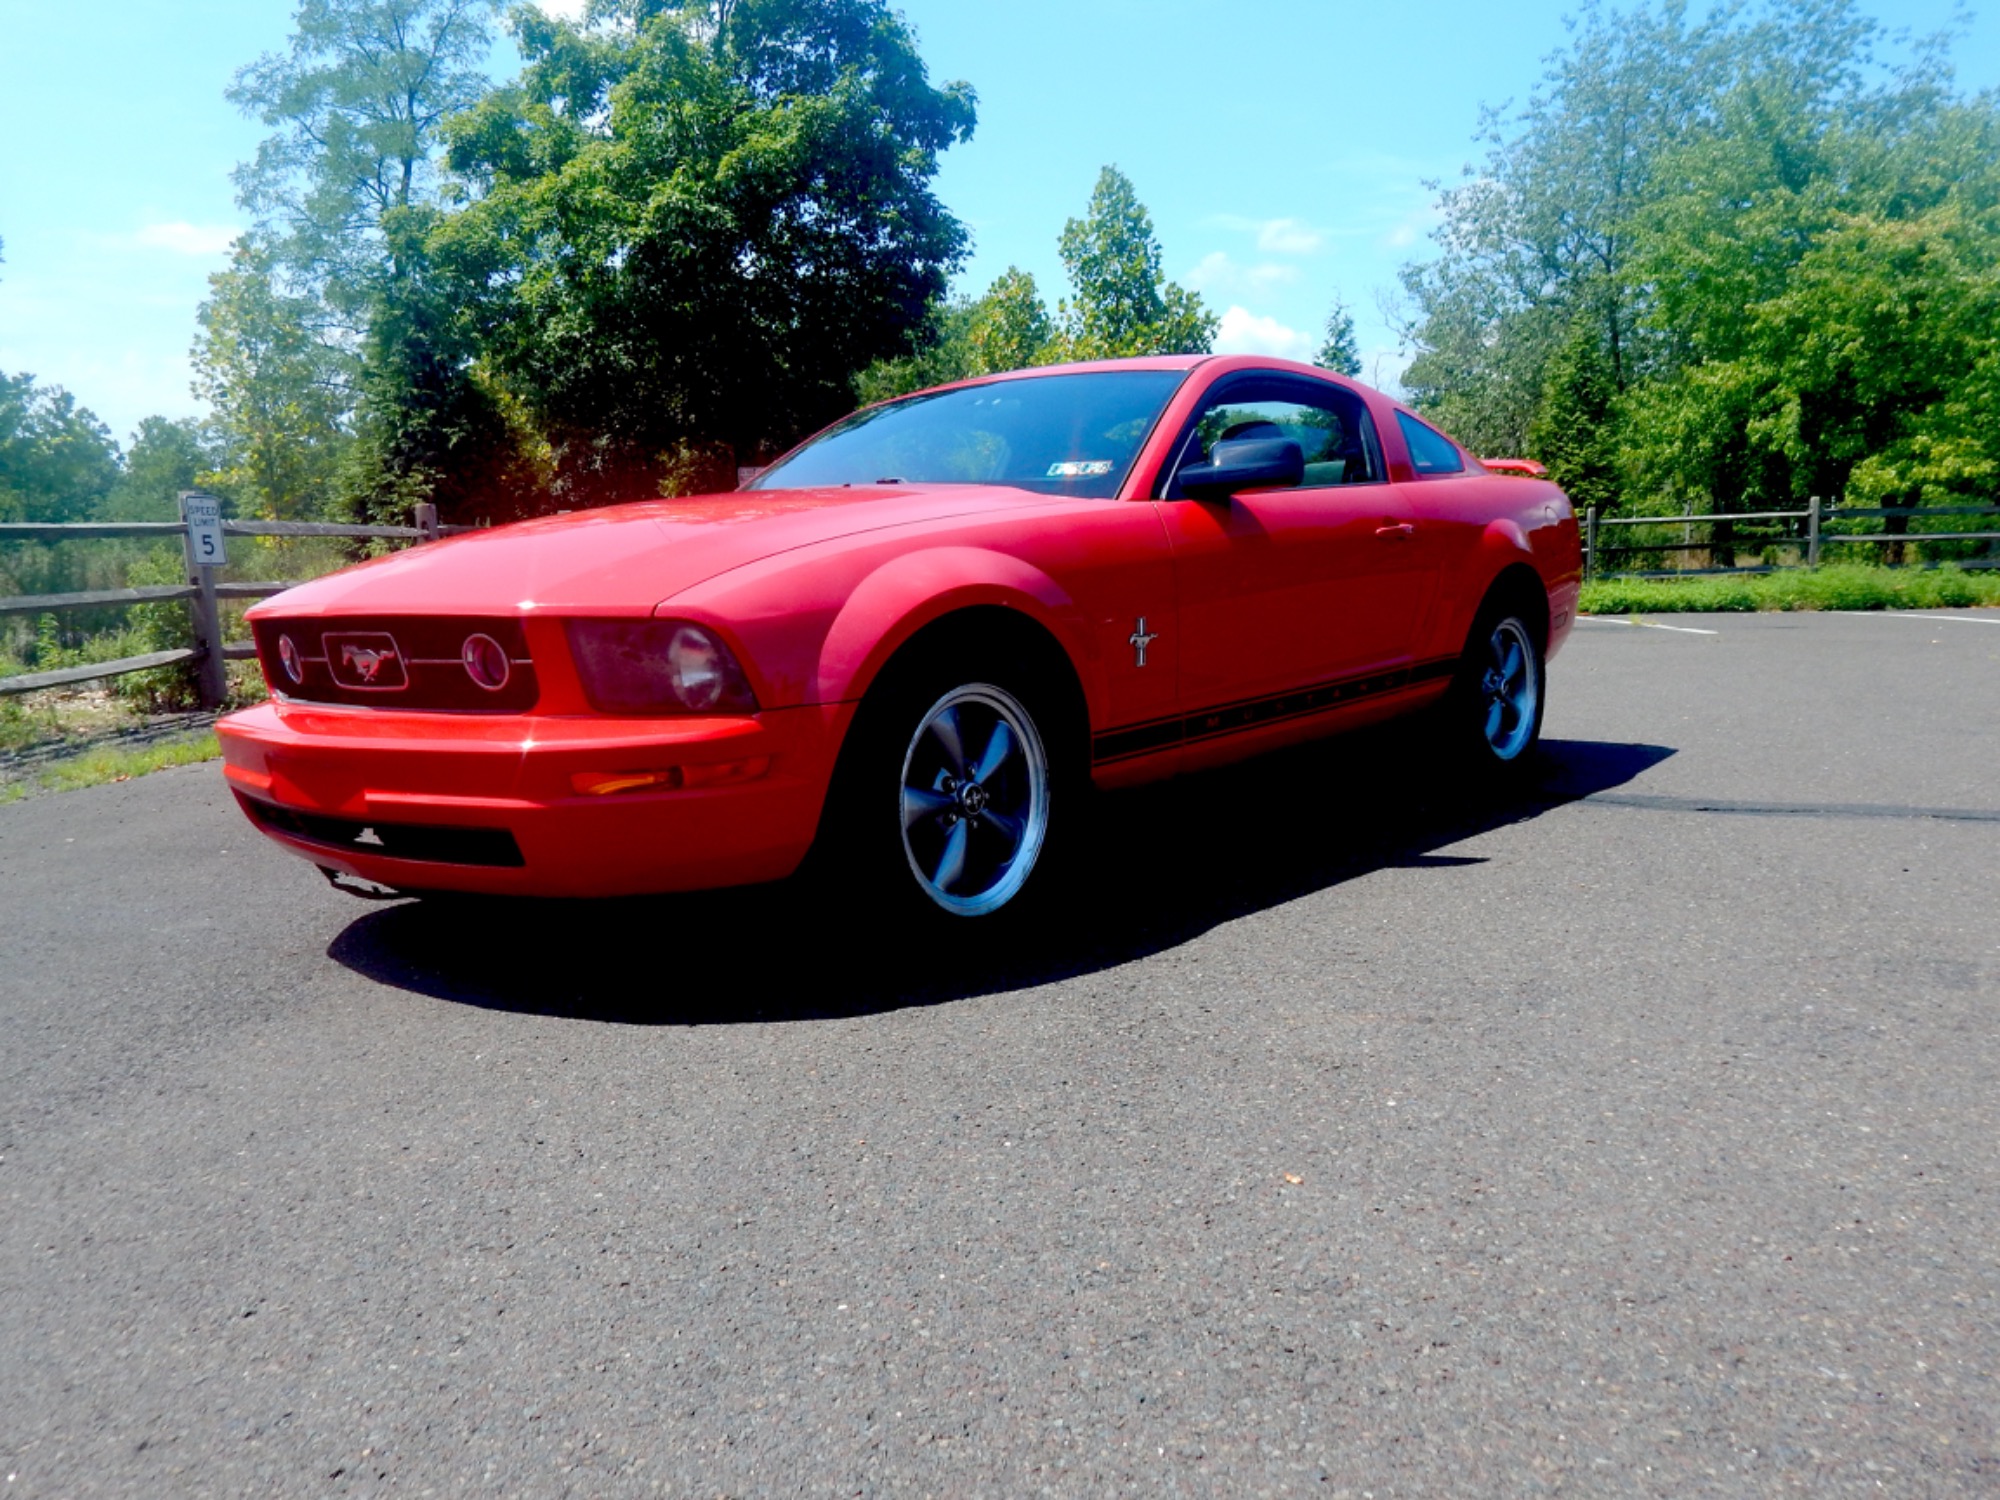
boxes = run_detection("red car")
[219,355,1580,918]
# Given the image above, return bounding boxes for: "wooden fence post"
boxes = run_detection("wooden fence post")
[177,490,229,710]
[1585,505,1598,580]
[1806,495,1821,568]
[414,502,439,542]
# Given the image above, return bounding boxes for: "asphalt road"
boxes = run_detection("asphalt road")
[3,609,1997,1497]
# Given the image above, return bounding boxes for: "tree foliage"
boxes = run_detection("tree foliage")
[228,0,502,314]
[852,168,1212,406]
[193,242,354,519]
[102,418,225,521]
[1314,297,1361,377]
[437,0,977,501]
[200,0,506,521]
[1052,167,1215,361]
[1398,0,2000,518]
[0,373,120,524]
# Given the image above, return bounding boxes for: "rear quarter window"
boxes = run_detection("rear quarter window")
[1396,412,1467,475]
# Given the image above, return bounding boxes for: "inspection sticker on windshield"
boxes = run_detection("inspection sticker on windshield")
[1047,460,1114,478]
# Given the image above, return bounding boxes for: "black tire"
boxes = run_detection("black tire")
[811,642,1078,923]
[1442,601,1547,777]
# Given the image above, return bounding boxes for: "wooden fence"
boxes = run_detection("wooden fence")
[11,490,1995,707]
[1583,495,2000,580]
[0,493,467,708]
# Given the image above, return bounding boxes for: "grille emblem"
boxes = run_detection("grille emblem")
[325,633,408,690]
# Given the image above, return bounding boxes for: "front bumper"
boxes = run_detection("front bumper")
[217,699,855,897]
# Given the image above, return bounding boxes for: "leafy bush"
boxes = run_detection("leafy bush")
[1581,564,2000,614]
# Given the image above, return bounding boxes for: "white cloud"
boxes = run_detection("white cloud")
[134,222,240,257]
[537,0,590,17]
[1213,306,1315,363]
[1185,251,1298,297]
[1256,218,1323,255]
[1380,201,1443,251]
[1203,214,1326,255]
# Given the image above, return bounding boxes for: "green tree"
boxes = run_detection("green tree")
[1314,296,1362,376]
[1615,10,2000,516]
[1528,321,1621,512]
[1397,0,1740,453]
[854,265,1059,403]
[1053,167,1215,360]
[101,418,224,521]
[193,242,354,518]
[0,373,120,524]
[1402,0,2000,526]
[343,209,551,524]
[228,0,503,317]
[212,0,506,518]
[854,296,981,406]
[968,267,1056,374]
[439,0,978,502]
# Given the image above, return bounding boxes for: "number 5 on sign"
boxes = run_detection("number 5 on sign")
[180,491,227,567]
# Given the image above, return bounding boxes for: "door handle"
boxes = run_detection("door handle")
[1374,522,1416,538]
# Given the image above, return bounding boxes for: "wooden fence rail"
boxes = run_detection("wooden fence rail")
[1,495,463,706]
[1583,496,2000,579]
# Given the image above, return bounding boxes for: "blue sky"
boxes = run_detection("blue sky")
[2,0,1995,446]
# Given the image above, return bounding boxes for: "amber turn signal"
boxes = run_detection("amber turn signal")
[571,757,771,797]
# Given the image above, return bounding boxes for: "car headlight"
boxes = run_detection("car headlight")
[565,619,759,714]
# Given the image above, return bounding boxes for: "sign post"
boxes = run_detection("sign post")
[178,490,230,710]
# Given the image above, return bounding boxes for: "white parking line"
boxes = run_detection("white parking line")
[1576,617,1720,636]
[1834,610,2000,626]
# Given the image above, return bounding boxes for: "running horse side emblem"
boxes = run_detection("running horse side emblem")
[1129,617,1158,668]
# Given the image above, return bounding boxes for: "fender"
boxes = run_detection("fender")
[813,546,1094,709]
[1433,517,1544,656]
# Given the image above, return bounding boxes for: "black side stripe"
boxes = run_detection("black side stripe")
[1092,656,1459,765]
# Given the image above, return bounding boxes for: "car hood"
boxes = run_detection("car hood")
[248,484,1073,619]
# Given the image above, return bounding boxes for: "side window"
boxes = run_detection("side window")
[1166,379,1381,496]
[1395,411,1467,475]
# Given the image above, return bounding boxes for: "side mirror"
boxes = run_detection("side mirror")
[1177,438,1305,501]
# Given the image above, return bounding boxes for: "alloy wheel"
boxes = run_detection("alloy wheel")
[898,683,1050,916]
[1477,618,1540,762]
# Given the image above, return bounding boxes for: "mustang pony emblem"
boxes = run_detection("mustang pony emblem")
[1129,617,1158,668]
[323,632,409,690]
[341,645,399,682]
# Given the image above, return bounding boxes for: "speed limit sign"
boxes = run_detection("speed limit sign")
[180,491,227,568]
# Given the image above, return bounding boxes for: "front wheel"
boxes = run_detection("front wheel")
[896,682,1052,917]
[811,649,1074,923]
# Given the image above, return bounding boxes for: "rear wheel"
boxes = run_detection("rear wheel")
[1446,606,1546,774]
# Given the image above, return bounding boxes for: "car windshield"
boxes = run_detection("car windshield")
[749,369,1190,500]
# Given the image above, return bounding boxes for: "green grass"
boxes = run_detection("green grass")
[0,731,221,804]
[1580,563,2000,615]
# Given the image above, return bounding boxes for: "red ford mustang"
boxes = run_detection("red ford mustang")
[219,355,1580,918]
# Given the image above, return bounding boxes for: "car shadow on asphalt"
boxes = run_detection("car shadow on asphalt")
[326,729,1674,1024]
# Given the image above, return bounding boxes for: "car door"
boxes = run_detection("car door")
[1154,373,1440,719]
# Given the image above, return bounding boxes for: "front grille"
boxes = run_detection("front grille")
[239,794,526,868]
[252,616,539,711]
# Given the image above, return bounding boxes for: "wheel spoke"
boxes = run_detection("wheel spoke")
[1499,639,1524,688]
[970,718,1013,785]
[1485,699,1506,744]
[981,808,1024,848]
[927,705,969,779]
[901,785,954,830]
[931,818,969,893]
